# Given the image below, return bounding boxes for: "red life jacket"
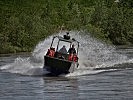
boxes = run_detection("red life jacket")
[68,54,73,61]
[73,55,78,62]
[68,54,78,62]
[47,49,55,57]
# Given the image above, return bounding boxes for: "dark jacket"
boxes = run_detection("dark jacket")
[68,48,76,54]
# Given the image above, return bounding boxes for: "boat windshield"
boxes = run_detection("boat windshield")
[50,36,79,54]
[57,41,70,52]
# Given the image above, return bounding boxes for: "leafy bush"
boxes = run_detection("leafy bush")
[0,0,133,54]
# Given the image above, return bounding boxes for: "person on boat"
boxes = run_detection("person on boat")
[46,47,55,57]
[73,53,78,62]
[59,45,67,54]
[64,32,70,40]
[68,53,78,62]
[68,44,76,54]
[66,32,70,37]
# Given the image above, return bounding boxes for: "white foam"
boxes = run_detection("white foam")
[0,57,44,75]
[65,69,105,77]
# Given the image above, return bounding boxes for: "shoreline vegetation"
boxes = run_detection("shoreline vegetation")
[0,0,133,54]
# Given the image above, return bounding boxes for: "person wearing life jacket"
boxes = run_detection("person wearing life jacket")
[73,53,78,62]
[46,47,55,57]
[68,52,78,62]
[68,53,73,61]
[68,44,76,54]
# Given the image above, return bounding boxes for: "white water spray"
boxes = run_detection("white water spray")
[0,31,133,76]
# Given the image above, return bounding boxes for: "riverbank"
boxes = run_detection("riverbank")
[0,0,133,54]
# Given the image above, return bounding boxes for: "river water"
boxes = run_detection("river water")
[0,31,133,100]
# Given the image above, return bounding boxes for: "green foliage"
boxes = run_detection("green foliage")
[90,0,133,45]
[0,0,133,54]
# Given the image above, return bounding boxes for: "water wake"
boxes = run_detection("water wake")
[0,31,133,76]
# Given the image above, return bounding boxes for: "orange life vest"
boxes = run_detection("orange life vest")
[73,55,78,62]
[68,54,73,61]
[47,49,55,57]
[68,54,78,62]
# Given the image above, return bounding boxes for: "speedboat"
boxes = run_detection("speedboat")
[43,33,79,75]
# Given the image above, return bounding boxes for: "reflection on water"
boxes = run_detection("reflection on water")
[0,72,79,100]
[0,68,133,100]
[43,77,78,100]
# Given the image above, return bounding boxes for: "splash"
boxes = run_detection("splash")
[64,31,133,76]
[0,31,133,76]
[0,57,46,75]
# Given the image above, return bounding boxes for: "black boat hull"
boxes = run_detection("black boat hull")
[43,56,78,75]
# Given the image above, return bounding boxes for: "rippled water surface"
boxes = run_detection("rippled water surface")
[0,47,133,100]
